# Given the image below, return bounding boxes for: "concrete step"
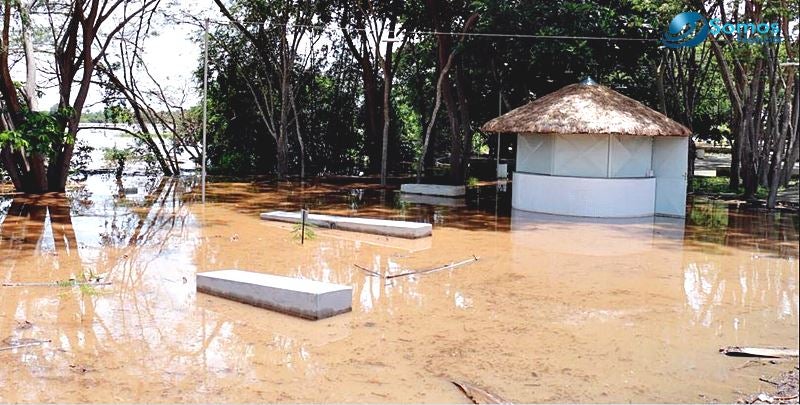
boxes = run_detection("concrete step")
[260,211,432,239]
[196,270,352,320]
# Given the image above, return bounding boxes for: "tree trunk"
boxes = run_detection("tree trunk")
[363,71,383,173]
[729,124,741,191]
[289,86,306,180]
[426,0,478,185]
[453,64,472,184]
[379,30,395,187]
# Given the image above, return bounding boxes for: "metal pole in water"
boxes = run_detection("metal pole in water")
[300,208,308,245]
[202,18,209,204]
[496,87,502,177]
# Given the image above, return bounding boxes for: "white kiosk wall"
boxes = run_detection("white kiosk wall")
[552,134,609,177]
[516,134,654,179]
[609,136,653,178]
[652,137,689,217]
[516,134,553,174]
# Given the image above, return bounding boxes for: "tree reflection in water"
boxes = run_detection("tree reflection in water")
[682,199,798,328]
[0,176,242,399]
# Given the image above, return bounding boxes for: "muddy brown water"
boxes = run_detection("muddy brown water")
[1,176,798,403]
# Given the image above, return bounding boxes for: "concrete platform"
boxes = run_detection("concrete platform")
[196,270,352,320]
[398,192,467,207]
[694,169,717,177]
[260,211,432,239]
[400,184,466,197]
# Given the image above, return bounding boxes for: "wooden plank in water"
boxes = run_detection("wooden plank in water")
[196,270,352,320]
[260,211,432,239]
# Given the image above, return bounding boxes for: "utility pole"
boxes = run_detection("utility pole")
[202,18,209,204]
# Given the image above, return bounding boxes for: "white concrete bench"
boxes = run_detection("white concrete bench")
[398,192,466,207]
[400,184,466,197]
[260,211,432,239]
[196,270,352,320]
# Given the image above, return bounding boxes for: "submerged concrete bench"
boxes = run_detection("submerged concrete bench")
[196,270,352,320]
[399,192,467,207]
[260,211,432,239]
[400,184,466,197]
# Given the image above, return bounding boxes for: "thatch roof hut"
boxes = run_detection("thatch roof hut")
[482,78,691,136]
[482,78,691,218]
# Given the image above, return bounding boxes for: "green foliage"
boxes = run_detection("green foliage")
[81,110,106,123]
[103,147,134,179]
[103,147,132,164]
[56,270,106,297]
[692,176,770,199]
[0,108,74,155]
[198,0,754,183]
[217,151,251,174]
[69,140,95,180]
[688,202,729,234]
[291,221,317,242]
[81,106,134,124]
[104,105,133,124]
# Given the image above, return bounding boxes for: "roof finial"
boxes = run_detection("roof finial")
[580,76,597,86]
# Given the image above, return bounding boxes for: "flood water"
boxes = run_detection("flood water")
[1,175,798,403]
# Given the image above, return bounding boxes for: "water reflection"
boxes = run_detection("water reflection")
[511,209,686,256]
[0,176,350,402]
[1,178,798,403]
[679,199,799,329]
[686,198,799,259]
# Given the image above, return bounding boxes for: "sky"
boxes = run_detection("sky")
[33,0,217,112]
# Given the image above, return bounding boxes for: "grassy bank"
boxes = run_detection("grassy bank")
[692,176,771,199]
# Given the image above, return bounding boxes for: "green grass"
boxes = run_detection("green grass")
[291,221,317,242]
[692,176,769,199]
[56,270,106,296]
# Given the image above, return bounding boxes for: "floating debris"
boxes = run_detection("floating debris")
[721,347,799,358]
[451,380,511,404]
[2,281,112,287]
[0,339,51,352]
[355,255,480,279]
[739,369,799,404]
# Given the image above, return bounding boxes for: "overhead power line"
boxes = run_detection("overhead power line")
[206,19,660,42]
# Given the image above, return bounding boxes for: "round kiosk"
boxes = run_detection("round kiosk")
[482,78,692,218]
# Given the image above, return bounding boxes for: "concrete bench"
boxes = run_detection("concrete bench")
[260,211,432,239]
[398,192,466,207]
[196,270,352,320]
[400,184,466,197]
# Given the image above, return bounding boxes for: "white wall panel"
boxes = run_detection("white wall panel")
[516,134,553,174]
[609,135,652,178]
[553,134,609,177]
[652,137,688,217]
[512,172,656,217]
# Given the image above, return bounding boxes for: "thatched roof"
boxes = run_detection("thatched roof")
[481,80,691,137]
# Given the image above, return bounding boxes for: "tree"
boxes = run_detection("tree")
[95,5,201,176]
[416,12,479,183]
[0,0,160,193]
[212,0,327,180]
[698,0,798,206]
[337,0,414,185]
